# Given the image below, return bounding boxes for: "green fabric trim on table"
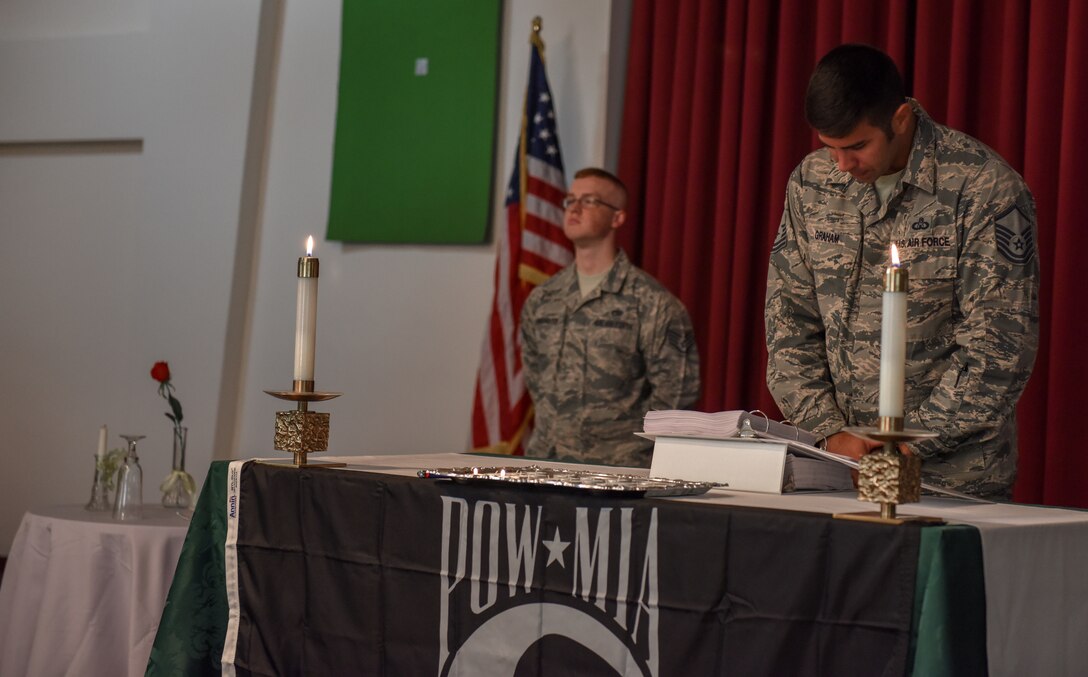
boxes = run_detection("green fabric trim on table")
[910,524,988,677]
[145,462,229,677]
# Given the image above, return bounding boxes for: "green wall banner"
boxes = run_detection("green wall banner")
[326,0,501,244]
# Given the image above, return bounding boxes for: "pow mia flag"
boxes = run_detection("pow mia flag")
[437,495,660,675]
[217,462,922,675]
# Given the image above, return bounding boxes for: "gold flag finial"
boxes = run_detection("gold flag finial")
[531,17,544,51]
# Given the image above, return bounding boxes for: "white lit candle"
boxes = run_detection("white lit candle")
[96,424,108,460]
[293,236,319,384]
[879,244,908,421]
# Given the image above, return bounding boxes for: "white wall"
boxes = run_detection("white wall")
[0,0,621,554]
[0,1,262,553]
[233,0,619,457]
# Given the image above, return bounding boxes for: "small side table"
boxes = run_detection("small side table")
[0,505,189,677]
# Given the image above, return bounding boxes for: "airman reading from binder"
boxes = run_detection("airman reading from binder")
[765,44,1039,499]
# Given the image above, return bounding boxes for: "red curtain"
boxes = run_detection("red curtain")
[618,0,1088,508]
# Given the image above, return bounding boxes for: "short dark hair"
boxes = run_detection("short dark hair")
[804,44,906,138]
[573,167,628,208]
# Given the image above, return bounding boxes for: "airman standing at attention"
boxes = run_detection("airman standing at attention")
[522,167,700,467]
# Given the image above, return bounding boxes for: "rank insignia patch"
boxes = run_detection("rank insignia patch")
[770,223,787,254]
[994,205,1035,265]
[667,327,692,351]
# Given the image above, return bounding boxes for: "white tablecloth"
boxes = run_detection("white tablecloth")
[0,505,189,677]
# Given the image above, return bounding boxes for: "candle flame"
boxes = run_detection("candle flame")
[306,236,314,257]
[890,244,900,267]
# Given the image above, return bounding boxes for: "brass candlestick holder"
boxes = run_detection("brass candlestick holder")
[264,380,343,467]
[836,416,941,524]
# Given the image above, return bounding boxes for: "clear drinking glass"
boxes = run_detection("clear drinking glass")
[113,434,145,521]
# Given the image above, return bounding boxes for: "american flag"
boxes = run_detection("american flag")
[470,30,572,454]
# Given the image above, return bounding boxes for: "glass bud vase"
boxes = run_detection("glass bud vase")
[114,434,145,521]
[84,456,112,511]
[161,427,195,509]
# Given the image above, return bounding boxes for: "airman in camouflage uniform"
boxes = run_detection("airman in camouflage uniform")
[766,45,1038,498]
[522,169,700,467]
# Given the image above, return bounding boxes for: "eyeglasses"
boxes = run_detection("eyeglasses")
[561,195,620,211]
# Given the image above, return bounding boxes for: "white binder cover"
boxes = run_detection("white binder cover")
[649,436,791,494]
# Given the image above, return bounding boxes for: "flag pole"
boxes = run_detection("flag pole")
[470,14,572,456]
[505,16,547,456]
[518,18,544,251]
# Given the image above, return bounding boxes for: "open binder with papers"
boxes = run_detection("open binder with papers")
[643,410,974,498]
[644,410,817,445]
[643,410,853,493]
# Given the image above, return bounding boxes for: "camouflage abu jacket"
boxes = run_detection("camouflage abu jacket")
[765,100,1039,497]
[521,250,701,467]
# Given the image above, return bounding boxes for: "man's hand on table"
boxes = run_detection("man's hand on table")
[826,431,883,460]
[827,432,914,486]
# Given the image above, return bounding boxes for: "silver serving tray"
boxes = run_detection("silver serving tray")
[417,465,719,497]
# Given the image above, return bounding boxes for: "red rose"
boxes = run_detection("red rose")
[151,361,171,383]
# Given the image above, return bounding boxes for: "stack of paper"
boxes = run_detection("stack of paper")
[783,455,854,492]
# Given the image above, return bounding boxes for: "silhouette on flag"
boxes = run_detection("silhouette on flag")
[471,23,572,454]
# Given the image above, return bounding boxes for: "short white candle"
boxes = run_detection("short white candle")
[879,245,908,419]
[96,424,108,460]
[293,236,319,383]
